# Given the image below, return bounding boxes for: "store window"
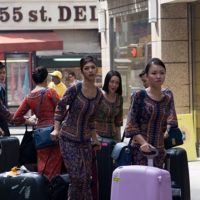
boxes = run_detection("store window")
[5,53,33,110]
[37,54,102,89]
[111,11,151,115]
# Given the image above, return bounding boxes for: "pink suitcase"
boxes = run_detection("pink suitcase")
[111,149,172,200]
[111,165,172,200]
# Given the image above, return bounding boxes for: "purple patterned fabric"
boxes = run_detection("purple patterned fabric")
[125,89,178,168]
[95,95,123,141]
[55,82,102,142]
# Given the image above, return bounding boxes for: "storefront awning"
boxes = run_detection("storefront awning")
[0,32,63,52]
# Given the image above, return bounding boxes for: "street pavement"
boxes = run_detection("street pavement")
[9,126,200,200]
[188,159,200,200]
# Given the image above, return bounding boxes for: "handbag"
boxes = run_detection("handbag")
[164,127,183,149]
[34,83,81,150]
[19,125,37,165]
[33,89,57,150]
[34,125,57,149]
[111,141,133,168]
[111,132,133,168]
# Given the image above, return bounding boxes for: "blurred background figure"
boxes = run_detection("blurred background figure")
[0,62,10,136]
[48,70,67,98]
[68,71,78,87]
[96,70,123,142]
[139,70,149,88]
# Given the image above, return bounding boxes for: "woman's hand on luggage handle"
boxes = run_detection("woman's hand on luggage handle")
[140,142,155,153]
[91,139,101,151]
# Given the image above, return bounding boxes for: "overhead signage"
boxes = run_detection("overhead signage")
[0,1,98,30]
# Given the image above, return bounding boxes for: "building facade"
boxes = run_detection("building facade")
[0,0,101,109]
[98,0,200,159]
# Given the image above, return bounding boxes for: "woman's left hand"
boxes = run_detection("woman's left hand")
[0,128,4,136]
[50,130,59,141]
[91,140,101,151]
[164,130,169,139]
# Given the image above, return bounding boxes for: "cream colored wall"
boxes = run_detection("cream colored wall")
[192,3,200,144]
[98,1,111,81]
[152,2,190,114]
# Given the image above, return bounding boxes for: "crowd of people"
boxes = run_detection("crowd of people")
[0,56,178,200]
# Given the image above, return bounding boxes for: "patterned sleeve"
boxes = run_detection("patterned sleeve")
[0,99,12,121]
[54,84,77,122]
[124,91,142,138]
[165,89,178,128]
[13,97,30,124]
[114,95,123,127]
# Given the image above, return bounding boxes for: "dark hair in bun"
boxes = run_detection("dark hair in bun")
[32,66,48,84]
[80,55,97,71]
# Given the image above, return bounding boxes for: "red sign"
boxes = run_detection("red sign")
[131,47,137,57]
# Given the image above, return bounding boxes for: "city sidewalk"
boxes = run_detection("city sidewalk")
[188,159,200,200]
[9,126,200,200]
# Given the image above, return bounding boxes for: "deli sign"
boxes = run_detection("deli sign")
[0,1,98,30]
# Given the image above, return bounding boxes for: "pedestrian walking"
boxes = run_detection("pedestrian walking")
[0,62,10,136]
[50,55,102,200]
[13,66,62,180]
[48,70,67,98]
[96,70,123,142]
[125,57,178,168]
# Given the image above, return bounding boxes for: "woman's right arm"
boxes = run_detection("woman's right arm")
[51,85,77,140]
[12,97,30,125]
[125,91,153,152]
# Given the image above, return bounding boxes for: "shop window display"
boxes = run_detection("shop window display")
[111,11,151,114]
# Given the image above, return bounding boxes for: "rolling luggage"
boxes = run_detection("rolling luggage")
[50,173,70,200]
[111,165,172,200]
[111,149,172,200]
[0,172,50,200]
[0,136,20,173]
[96,137,116,200]
[165,147,190,200]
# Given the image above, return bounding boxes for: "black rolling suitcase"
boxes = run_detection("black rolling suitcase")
[0,136,20,173]
[96,137,116,200]
[0,172,50,200]
[165,147,190,200]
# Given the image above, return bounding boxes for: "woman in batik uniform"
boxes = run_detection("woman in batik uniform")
[51,56,102,200]
[96,70,123,142]
[13,66,62,179]
[125,58,178,168]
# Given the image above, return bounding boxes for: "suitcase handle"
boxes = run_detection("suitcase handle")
[141,148,158,166]
[141,148,158,157]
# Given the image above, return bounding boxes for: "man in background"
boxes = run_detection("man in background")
[48,70,67,98]
[139,70,149,88]
[0,62,10,136]
[68,71,78,87]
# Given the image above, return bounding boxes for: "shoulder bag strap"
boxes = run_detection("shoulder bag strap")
[36,88,48,115]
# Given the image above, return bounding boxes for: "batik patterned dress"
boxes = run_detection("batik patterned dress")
[55,82,102,200]
[13,88,62,180]
[95,94,123,142]
[125,89,178,168]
